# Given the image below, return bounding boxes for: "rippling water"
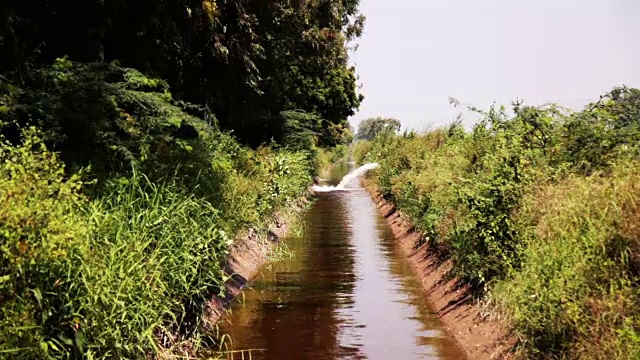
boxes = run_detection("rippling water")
[217,166,465,360]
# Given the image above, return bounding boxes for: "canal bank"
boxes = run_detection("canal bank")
[203,196,311,329]
[203,161,346,332]
[363,179,515,360]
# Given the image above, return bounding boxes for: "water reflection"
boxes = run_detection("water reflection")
[217,170,464,359]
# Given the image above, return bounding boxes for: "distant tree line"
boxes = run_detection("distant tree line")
[355,117,401,140]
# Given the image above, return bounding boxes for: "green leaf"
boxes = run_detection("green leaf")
[75,331,86,352]
[32,288,43,306]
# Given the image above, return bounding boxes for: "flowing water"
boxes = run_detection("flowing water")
[217,164,465,360]
[311,163,380,192]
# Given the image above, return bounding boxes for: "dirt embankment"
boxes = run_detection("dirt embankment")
[365,181,516,360]
[202,197,310,329]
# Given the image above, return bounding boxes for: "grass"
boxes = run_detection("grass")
[356,89,640,359]
[0,129,314,359]
[314,144,349,179]
[491,160,640,359]
[79,176,231,358]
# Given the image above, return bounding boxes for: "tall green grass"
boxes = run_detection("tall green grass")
[492,161,640,359]
[357,88,640,358]
[79,176,231,358]
[0,128,313,359]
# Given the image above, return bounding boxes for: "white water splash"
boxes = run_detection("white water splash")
[312,163,379,192]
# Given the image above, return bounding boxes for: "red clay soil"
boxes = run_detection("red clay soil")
[202,197,309,330]
[366,182,516,360]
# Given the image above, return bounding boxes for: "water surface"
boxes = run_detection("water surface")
[217,169,464,360]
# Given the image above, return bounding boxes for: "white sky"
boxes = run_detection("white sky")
[349,0,640,131]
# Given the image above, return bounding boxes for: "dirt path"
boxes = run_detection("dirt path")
[365,181,516,359]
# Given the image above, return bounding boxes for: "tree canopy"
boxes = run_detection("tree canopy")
[0,0,364,147]
[355,117,401,140]
[0,4,368,354]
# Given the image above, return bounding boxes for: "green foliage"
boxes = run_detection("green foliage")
[77,175,231,359]
[560,87,640,173]
[0,125,313,358]
[357,87,640,358]
[0,0,364,147]
[355,117,401,141]
[1,0,358,356]
[314,144,350,178]
[492,162,640,359]
[0,128,88,358]
[278,110,322,153]
[215,146,314,232]
[2,60,213,180]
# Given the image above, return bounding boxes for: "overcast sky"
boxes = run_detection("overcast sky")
[349,0,640,131]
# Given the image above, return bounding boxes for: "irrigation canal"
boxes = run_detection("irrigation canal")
[217,164,465,359]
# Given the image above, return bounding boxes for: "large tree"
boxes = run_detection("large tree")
[0,0,364,146]
[355,117,401,141]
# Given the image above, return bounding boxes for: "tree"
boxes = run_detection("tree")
[355,117,401,141]
[0,0,365,147]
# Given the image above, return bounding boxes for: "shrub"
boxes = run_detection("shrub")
[0,128,88,358]
[0,126,313,358]
[314,144,349,178]
[492,161,640,359]
[357,87,640,358]
[1,60,223,189]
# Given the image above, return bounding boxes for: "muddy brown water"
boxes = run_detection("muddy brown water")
[217,166,465,360]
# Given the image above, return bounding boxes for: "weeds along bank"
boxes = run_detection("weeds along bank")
[356,87,640,359]
[315,144,350,179]
[0,62,318,359]
[1,0,364,353]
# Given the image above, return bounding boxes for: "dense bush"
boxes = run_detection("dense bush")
[2,60,237,186]
[0,59,320,197]
[0,0,364,147]
[493,161,640,358]
[0,128,89,358]
[1,0,362,355]
[0,124,313,358]
[357,87,640,358]
[314,144,350,178]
